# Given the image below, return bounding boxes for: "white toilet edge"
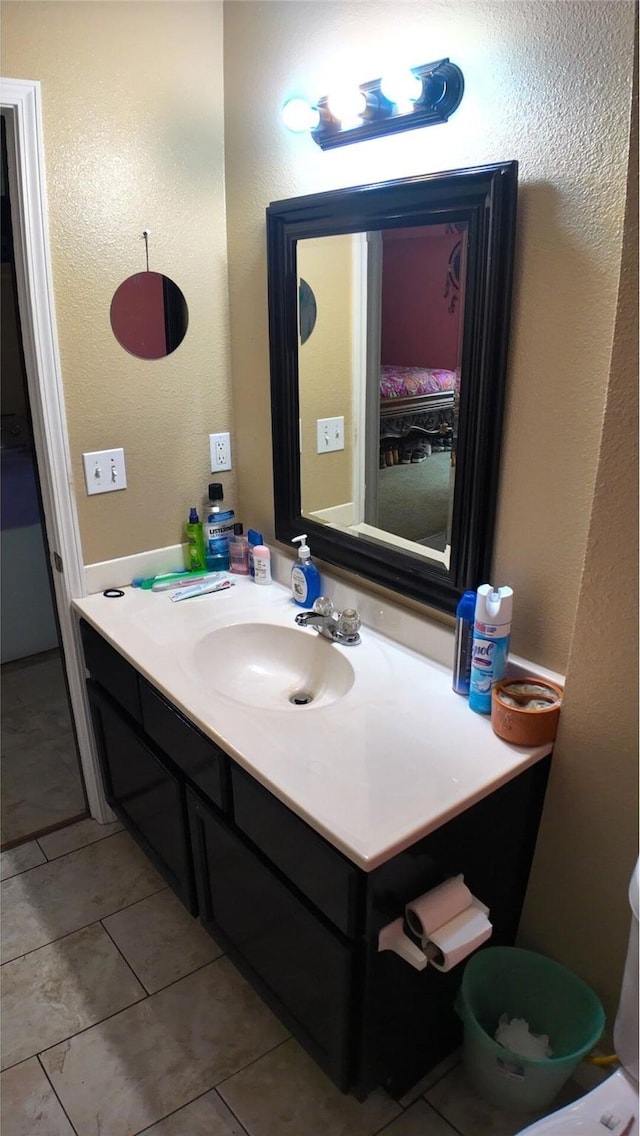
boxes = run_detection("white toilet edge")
[514,1069,639,1136]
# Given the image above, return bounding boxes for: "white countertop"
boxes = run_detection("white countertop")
[73,577,551,872]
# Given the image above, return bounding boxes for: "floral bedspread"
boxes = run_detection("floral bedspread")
[380,365,457,400]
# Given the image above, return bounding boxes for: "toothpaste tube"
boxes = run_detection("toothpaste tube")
[168,578,234,602]
[152,571,223,593]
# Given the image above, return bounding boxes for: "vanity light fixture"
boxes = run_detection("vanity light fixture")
[281,58,464,150]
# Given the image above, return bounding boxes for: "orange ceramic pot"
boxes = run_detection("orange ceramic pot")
[491,677,564,747]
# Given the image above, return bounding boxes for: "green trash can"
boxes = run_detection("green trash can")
[456,946,605,1111]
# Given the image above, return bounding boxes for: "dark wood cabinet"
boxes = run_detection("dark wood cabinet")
[231,763,360,938]
[87,680,197,913]
[80,617,550,1102]
[139,679,228,811]
[188,789,355,1089]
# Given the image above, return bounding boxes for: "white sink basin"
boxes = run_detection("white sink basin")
[189,623,355,710]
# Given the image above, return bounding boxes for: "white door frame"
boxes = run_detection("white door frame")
[1,77,113,823]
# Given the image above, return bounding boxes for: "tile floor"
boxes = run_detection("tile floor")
[1,650,86,847]
[0,819,585,1136]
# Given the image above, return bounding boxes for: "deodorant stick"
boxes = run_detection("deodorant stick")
[252,544,272,585]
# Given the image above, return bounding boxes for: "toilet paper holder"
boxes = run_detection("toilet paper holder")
[378,918,442,971]
[378,875,492,972]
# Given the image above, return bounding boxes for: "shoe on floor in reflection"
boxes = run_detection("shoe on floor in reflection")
[411,440,431,463]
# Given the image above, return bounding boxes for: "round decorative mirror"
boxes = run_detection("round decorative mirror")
[298,278,317,344]
[110,271,188,360]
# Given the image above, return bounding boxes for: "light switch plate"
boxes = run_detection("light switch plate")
[82,448,127,495]
[316,416,345,454]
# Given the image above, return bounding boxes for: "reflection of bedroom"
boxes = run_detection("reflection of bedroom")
[377,224,466,548]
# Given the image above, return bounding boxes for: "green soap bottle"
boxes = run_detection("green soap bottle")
[185,507,207,572]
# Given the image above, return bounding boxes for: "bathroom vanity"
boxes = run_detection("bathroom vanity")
[75,579,551,1100]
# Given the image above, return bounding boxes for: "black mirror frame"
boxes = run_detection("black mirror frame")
[266,161,518,615]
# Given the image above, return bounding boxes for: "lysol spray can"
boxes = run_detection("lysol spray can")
[469,585,514,714]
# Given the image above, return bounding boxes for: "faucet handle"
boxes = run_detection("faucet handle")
[312,596,334,617]
[337,608,361,638]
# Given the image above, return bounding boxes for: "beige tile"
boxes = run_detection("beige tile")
[0,1057,75,1136]
[138,1088,248,1135]
[376,1099,460,1135]
[0,737,86,844]
[1,922,145,1070]
[0,841,45,881]
[218,1037,402,1136]
[1,650,84,844]
[38,817,123,859]
[1,703,75,743]
[1,830,164,963]
[41,956,289,1136]
[103,887,222,993]
[424,1062,583,1136]
[398,1048,461,1107]
[3,651,67,711]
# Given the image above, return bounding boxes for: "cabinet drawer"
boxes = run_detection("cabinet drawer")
[80,619,141,723]
[231,764,359,938]
[188,790,353,1089]
[140,680,227,812]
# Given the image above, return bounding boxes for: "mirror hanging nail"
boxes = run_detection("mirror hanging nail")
[110,230,189,360]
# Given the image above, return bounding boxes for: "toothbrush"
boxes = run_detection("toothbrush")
[132,570,198,590]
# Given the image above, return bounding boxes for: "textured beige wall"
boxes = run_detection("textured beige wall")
[520,74,638,1040]
[298,235,353,515]
[1,1,232,563]
[223,0,637,1027]
[224,0,634,674]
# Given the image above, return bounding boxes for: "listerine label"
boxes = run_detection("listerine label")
[204,519,234,542]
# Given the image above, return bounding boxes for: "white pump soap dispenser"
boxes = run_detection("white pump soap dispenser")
[291,534,321,608]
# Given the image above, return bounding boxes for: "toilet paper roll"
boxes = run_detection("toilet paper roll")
[405,876,472,940]
[425,900,493,972]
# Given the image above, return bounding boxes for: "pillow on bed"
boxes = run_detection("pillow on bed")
[380,365,456,400]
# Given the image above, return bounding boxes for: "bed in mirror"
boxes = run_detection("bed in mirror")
[267,162,518,615]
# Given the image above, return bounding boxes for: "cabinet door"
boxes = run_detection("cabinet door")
[187,789,354,1090]
[88,680,196,913]
[231,764,359,937]
[139,679,228,811]
[80,620,142,722]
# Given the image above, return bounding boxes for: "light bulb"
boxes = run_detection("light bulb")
[380,69,423,108]
[326,86,367,126]
[281,98,320,133]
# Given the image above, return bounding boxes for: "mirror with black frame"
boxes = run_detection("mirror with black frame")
[267,162,518,615]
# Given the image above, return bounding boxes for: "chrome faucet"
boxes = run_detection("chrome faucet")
[295,597,361,645]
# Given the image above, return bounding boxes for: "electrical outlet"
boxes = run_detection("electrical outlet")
[210,432,232,472]
[316,416,345,454]
[82,448,127,495]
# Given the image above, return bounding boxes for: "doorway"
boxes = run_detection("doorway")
[1,114,88,849]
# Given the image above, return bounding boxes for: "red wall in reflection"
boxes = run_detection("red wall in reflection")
[110,272,166,359]
[380,225,464,370]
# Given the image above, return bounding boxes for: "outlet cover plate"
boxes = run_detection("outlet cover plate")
[210,432,232,472]
[82,448,127,495]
